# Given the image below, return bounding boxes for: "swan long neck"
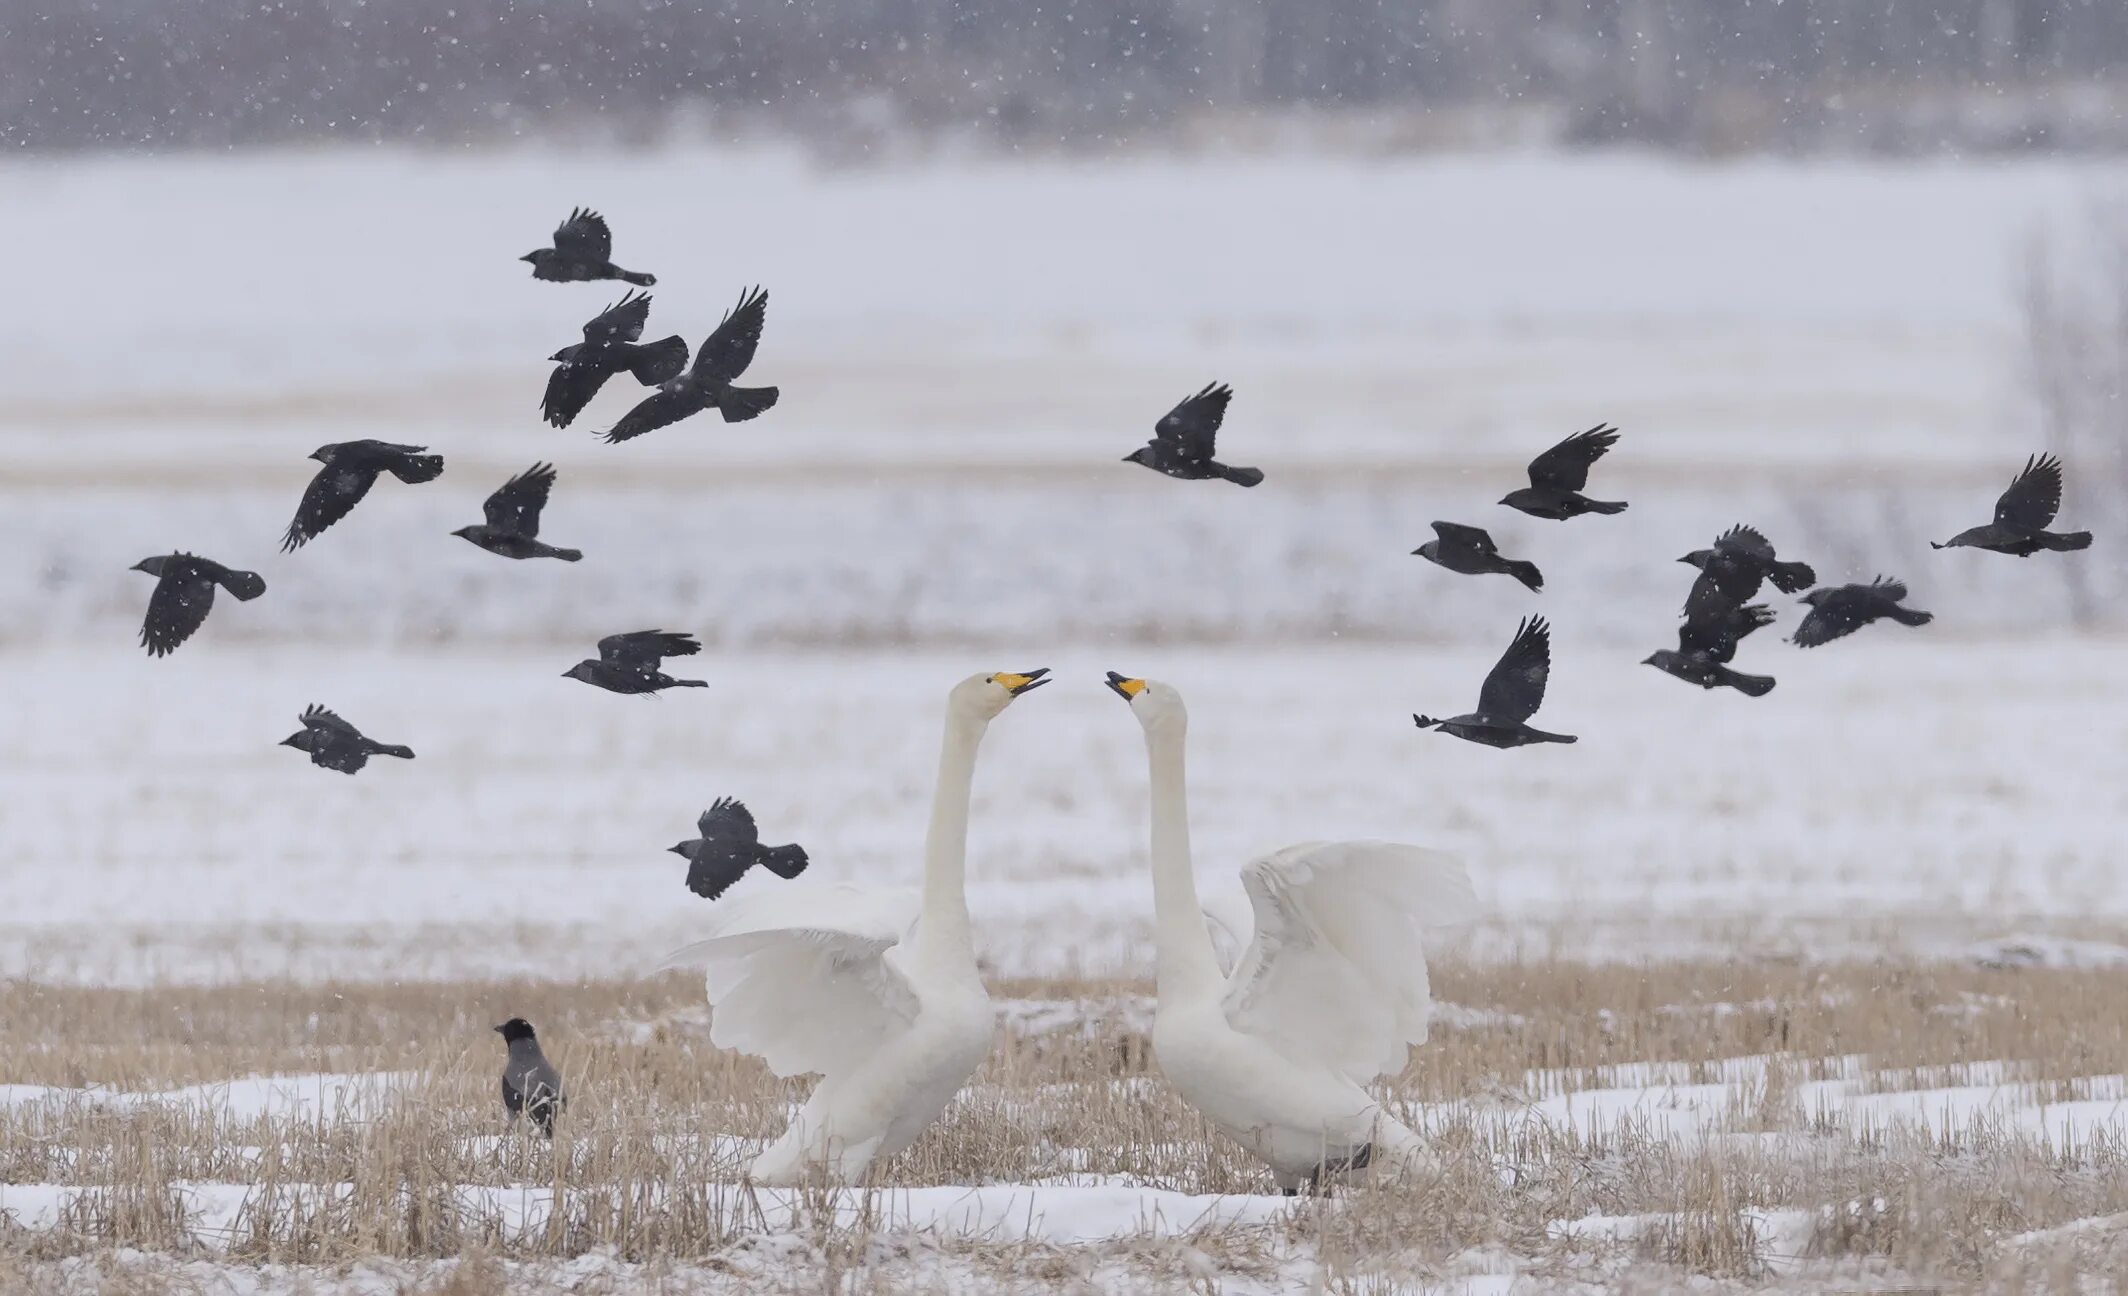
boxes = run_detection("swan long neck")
[908,703,985,969]
[1145,723,1224,999]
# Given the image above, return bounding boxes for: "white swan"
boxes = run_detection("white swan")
[1105,673,1477,1193]
[662,669,1048,1184]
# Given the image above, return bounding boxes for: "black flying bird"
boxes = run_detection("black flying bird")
[494,1018,565,1138]
[1413,521,1542,592]
[130,553,266,657]
[1644,601,1778,698]
[1791,576,1934,648]
[1500,424,1627,520]
[671,797,812,900]
[281,440,444,552]
[603,287,779,442]
[1679,525,1816,606]
[541,291,689,428]
[452,463,581,562]
[1414,615,1577,747]
[521,207,654,286]
[564,630,706,694]
[1932,453,2092,556]
[1122,382,1263,486]
[279,705,414,774]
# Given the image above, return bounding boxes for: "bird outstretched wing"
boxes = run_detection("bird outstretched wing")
[140,557,212,657]
[1995,453,2064,531]
[585,290,651,344]
[1714,524,1774,562]
[1220,842,1476,1082]
[482,463,556,537]
[598,629,698,669]
[1526,424,1619,491]
[1476,615,1552,722]
[698,796,760,845]
[692,286,770,384]
[553,207,612,260]
[282,465,377,551]
[1430,520,1495,553]
[603,386,704,443]
[299,704,361,740]
[541,365,607,429]
[1152,382,1231,465]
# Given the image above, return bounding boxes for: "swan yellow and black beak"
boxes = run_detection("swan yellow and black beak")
[1104,671,1145,702]
[990,668,1050,697]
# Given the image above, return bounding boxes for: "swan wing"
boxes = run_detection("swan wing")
[659,882,922,1079]
[1219,841,1477,1083]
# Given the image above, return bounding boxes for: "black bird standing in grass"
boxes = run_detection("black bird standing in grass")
[130,553,266,657]
[452,463,581,562]
[603,287,779,442]
[1644,600,1778,698]
[521,207,655,286]
[1413,521,1542,592]
[563,630,706,695]
[1679,524,1816,604]
[672,797,811,900]
[494,1018,565,1138]
[1122,382,1263,486]
[1932,453,2092,556]
[1791,577,1934,648]
[279,705,414,774]
[1500,424,1627,520]
[541,291,690,429]
[281,440,445,552]
[1414,616,1578,747]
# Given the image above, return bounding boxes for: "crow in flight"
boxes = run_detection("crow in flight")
[1121,382,1263,486]
[671,797,812,900]
[1414,615,1578,747]
[1791,577,1934,648]
[282,440,444,552]
[279,705,414,774]
[1932,453,2092,556]
[1678,524,1816,606]
[1500,424,1626,520]
[563,630,706,694]
[1413,521,1542,592]
[130,553,266,657]
[541,291,689,428]
[603,287,779,442]
[521,207,654,286]
[452,463,580,561]
[1644,600,1778,698]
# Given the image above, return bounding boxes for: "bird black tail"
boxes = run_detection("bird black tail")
[1220,464,1266,488]
[217,569,268,601]
[2041,530,2094,552]
[1531,729,1579,744]
[388,454,445,484]
[763,844,810,879]
[1504,559,1544,593]
[617,269,656,288]
[1582,498,1629,515]
[1888,606,1934,628]
[719,385,780,423]
[673,678,710,688]
[631,336,690,385]
[1714,667,1777,698]
[549,547,584,563]
[1769,560,1816,593]
[371,743,416,760]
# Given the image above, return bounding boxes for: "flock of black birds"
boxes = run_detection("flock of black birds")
[120,207,2097,1126]
[1411,438,2091,748]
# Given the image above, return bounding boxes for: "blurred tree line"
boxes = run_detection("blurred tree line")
[6,0,2128,155]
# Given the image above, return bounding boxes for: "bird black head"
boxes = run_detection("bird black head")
[549,349,570,363]
[1679,549,1711,567]
[667,841,696,858]
[309,445,335,464]
[449,526,475,542]
[561,661,597,683]
[1122,447,1153,466]
[278,732,308,750]
[494,1017,537,1042]
[519,251,542,264]
[129,557,164,575]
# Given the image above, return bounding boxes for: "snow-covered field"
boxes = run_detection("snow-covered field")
[7,144,2128,1291]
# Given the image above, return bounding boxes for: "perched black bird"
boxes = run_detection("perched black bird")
[494,1018,565,1138]
[1932,453,2092,557]
[541,291,689,428]
[452,463,581,562]
[1413,521,1542,592]
[279,705,414,774]
[1644,602,1778,698]
[563,630,706,694]
[603,287,779,442]
[1679,524,1816,606]
[1414,615,1577,747]
[671,797,811,900]
[1122,382,1263,486]
[281,440,445,552]
[130,553,266,657]
[521,207,654,287]
[1500,424,1627,520]
[1791,576,1934,648]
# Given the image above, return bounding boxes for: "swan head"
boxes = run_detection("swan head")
[955,668,1050,718]
[1104,672,1186,733]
